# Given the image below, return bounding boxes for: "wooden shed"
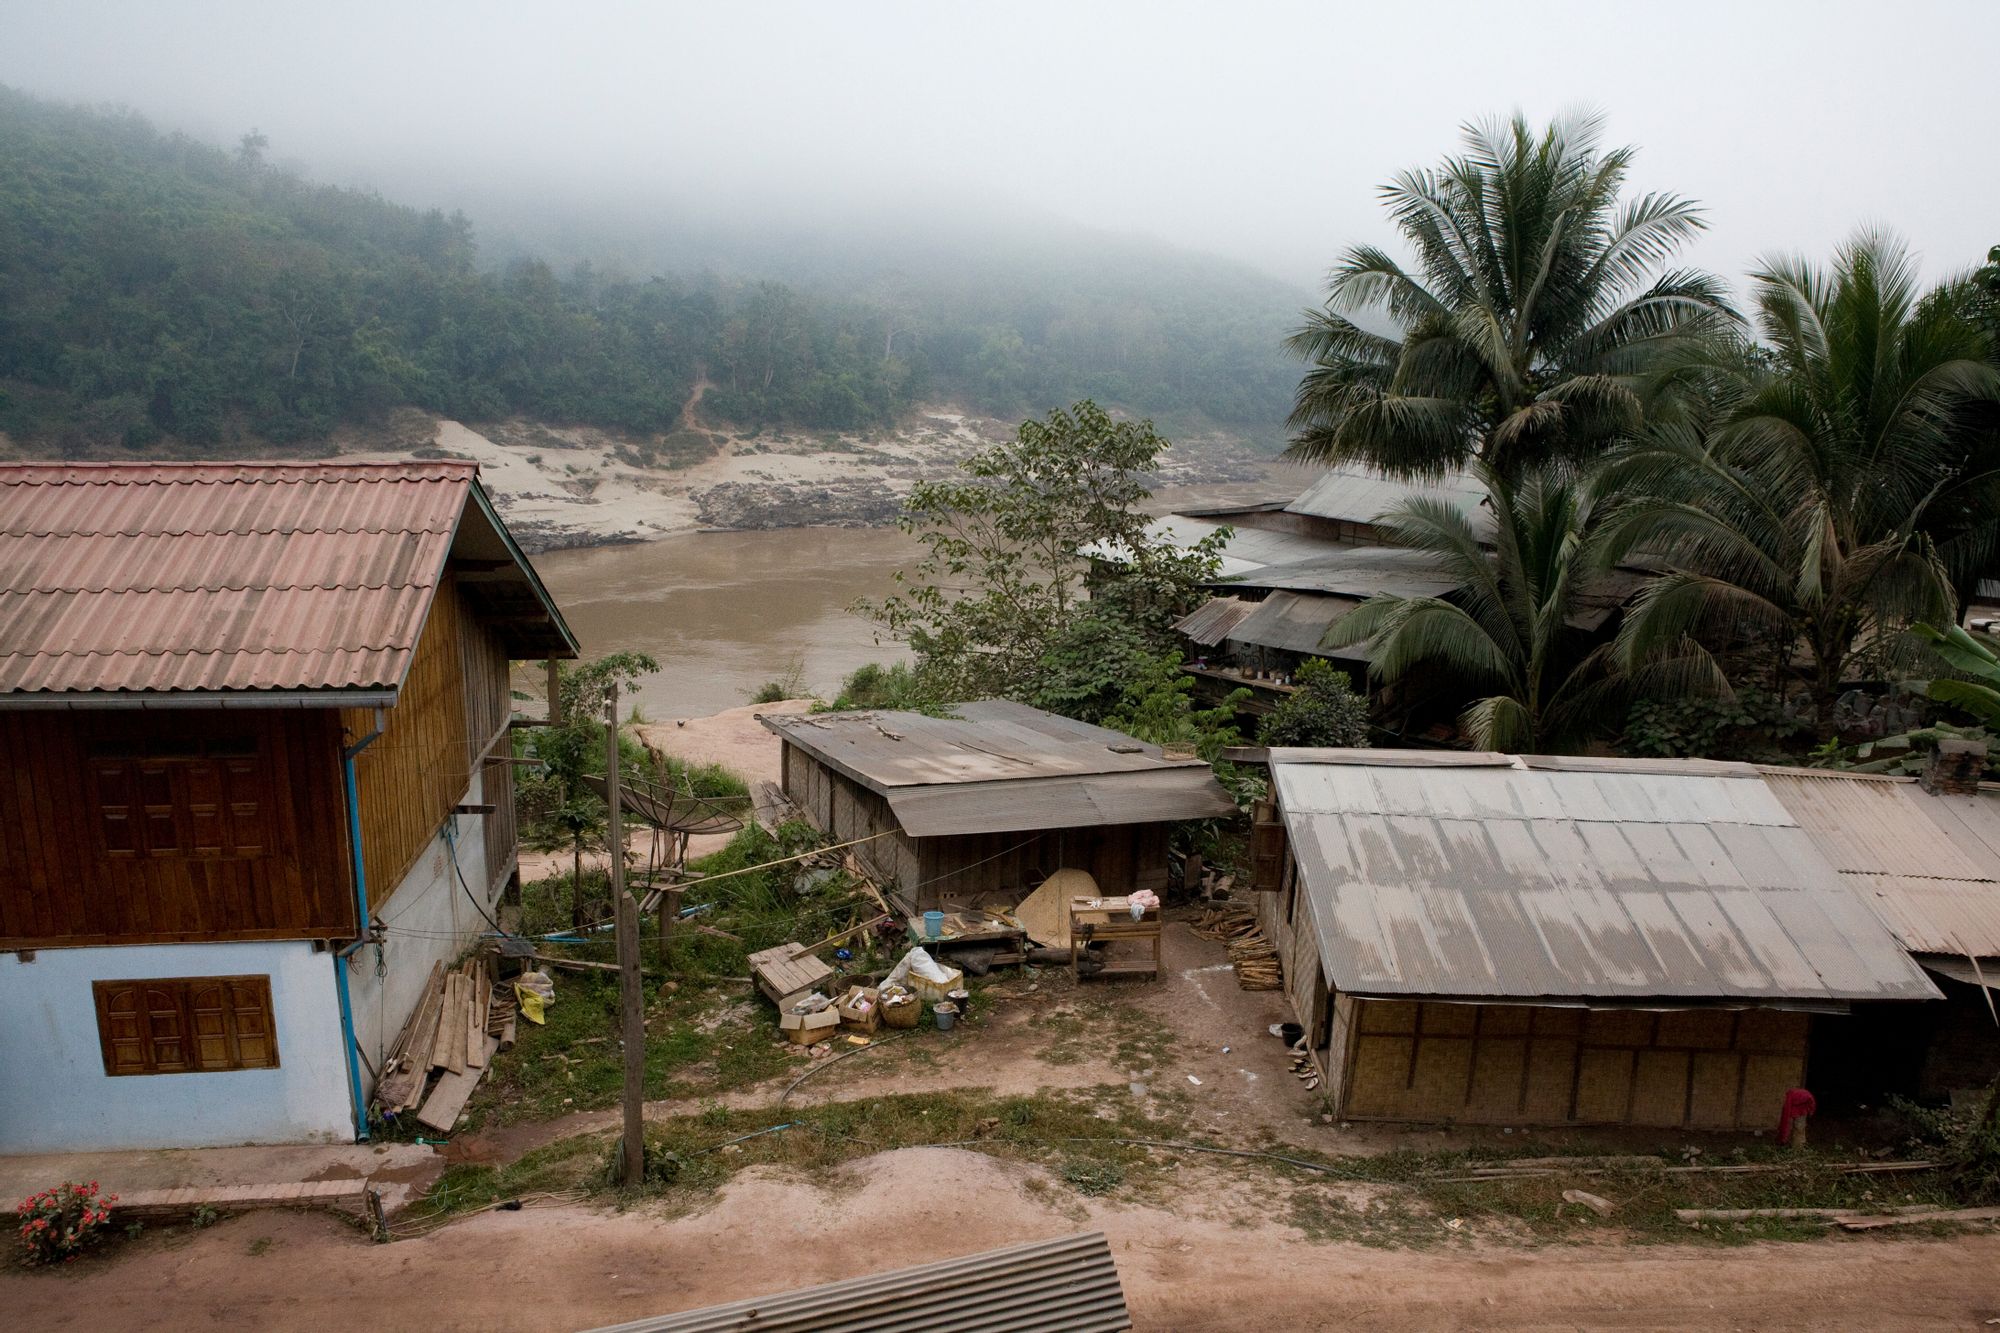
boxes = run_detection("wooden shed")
[763,701,1237,913]
[1252,749,1939,1131]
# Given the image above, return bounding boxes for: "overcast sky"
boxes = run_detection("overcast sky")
[3,0,1994,293]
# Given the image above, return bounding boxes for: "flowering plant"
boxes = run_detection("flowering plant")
[16,1180,116,1266]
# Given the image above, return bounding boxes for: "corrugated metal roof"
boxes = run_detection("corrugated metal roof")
[0,460,573,700]
[1082,516,1350,578]
[764,699,1215,791]
[1225,590,1366,657]
[1220,546,1460,598]
[1284,465,1490,531]
[586,1230,1130,1333]
[888,767,1238,837]
[1273,752,1939,1004]
[1172,596,1256,646]
[1764,771,2000,958]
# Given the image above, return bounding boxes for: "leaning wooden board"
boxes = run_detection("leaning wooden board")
[748,943,837,1010]
[417,1034,502,1132]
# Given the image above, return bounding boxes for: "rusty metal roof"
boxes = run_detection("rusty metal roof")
[887,767,1239,837]
[1762,770,2000,958]
[1273,751,1939,1004]
[765,699,1215,790]
[766,700,1237,836]
[0,460,575,703]
[1172,596,1256,646]
[587,1230,1130,1333]
[1225,590,1365,657]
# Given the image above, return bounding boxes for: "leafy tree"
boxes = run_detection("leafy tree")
[861,401,1224,702]
[1256,659,1371,748]
[1325,462,1622,751]
[1101,652,1249,762]
[1604,232,2000,731]
[1285,112,1730,479]
[518,651,658,929]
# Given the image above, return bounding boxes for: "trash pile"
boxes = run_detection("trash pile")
[768,945,969,1055]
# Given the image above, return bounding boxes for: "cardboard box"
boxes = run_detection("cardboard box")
[780,1008,841,1045]
[836,985,883,1034]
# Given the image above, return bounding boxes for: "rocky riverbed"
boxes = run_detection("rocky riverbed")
[344,406,1280,550]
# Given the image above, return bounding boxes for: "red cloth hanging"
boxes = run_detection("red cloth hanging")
[1776,1087,1817,1144]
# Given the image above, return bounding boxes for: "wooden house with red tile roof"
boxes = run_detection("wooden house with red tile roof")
[0,460,575,1151]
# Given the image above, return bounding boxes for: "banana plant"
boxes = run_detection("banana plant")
[1913,623,2000,727]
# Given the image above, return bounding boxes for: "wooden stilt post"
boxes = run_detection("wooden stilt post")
[609,684,646,1186]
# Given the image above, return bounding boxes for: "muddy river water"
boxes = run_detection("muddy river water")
[533,526,920,720]
[530,473,1304,720]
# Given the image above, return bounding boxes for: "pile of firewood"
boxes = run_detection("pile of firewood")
[371,957,517,1132]
[1189,903,1282,991]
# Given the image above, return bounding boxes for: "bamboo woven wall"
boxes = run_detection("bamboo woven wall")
[1338,997,1809,1129]
[342,577,471,909]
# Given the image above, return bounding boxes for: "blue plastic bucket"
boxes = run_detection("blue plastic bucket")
[923,910,944,939]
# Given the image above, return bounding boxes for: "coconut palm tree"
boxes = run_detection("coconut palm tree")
[1603,231,2000,732]
[1286,111,1732,479]
[1323,461,1620,751]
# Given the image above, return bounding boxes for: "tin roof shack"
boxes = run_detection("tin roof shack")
[1763,757,2000,1106]
[0,461,575,1152]
[1253,750,1939,1130]
[763,701,1237,912]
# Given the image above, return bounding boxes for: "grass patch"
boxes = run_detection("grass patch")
[1038,999,1175,1073]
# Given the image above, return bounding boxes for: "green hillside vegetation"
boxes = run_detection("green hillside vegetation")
[0,89,920,450]
[0,88,1302,453]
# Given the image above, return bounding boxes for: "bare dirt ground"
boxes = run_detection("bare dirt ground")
[6,923,1998,1328]
[4,1156,1995,1332]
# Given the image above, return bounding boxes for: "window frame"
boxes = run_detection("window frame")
[92,974,280,1076]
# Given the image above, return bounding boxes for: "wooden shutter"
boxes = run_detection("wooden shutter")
[93,976,278,1075]
[1250,800,1286,892]
[92,762,140,857]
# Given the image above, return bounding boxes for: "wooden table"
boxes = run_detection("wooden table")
[1069,896,1161,981]
[908,909,1027,969]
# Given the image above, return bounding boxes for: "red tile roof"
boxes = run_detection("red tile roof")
[0,461,480,698]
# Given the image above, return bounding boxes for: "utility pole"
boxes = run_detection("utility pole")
[608,682,646,1186]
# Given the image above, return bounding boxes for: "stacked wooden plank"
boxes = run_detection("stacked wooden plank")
[1189,903,1282,991]
[369,957,509,1131]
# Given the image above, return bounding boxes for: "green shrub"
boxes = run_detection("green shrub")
[1257,660,1369,748]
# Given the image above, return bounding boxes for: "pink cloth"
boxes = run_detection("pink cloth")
[1777,1087,1817,1144]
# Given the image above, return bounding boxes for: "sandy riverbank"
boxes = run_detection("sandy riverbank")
[344,408,1280,551]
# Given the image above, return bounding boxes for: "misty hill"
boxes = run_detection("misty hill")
[0,89,1304,453]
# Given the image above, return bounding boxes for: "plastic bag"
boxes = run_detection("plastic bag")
[887,946,955,987]
[514,970,555,1025]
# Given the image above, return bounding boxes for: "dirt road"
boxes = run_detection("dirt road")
[4,1146,1995,1331]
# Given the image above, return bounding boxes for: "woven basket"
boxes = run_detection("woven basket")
[881,994,922,1029]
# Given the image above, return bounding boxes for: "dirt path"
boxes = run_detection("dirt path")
[5,1147,1994,1331]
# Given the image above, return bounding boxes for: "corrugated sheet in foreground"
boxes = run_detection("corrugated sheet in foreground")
[0,461,472,695]
[583,1230,1130,1333]
[1274,756,1939,1003]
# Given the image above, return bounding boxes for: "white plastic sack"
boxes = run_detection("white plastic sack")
[887,946,954,987]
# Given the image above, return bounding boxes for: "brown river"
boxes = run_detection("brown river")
[530,474,1304,720]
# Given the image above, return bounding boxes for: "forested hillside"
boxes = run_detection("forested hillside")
[0,89,930,448]
[0,89,1302,453]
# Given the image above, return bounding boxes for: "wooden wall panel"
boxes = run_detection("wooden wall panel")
[455,598,517,893]
[0,710,353,946]
[1334,996,1813,1130]
[343,577,472,911]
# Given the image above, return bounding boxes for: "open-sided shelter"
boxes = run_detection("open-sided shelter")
[0,461,575,1151]
[763,700,1236,912]
[1254,749,1938,1130]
